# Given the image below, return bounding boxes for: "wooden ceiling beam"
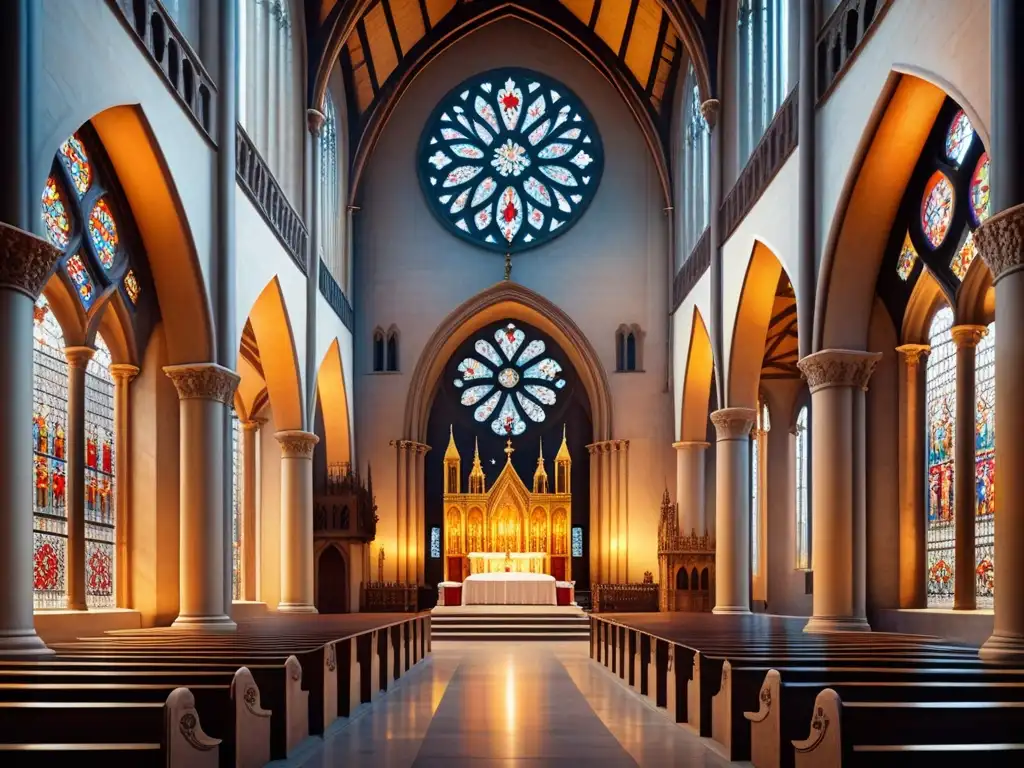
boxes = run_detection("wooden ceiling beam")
[620,0,641,59]
[768,302,798,328]
[646,11,670,95]
[418,0,432,31]
[589,0,603,30]
[380,0,405,61]
[355,20,380,93]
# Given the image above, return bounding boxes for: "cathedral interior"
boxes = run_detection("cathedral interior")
[0,0,1022,765]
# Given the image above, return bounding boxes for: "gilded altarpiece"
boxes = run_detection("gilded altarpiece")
[657,490,715,612]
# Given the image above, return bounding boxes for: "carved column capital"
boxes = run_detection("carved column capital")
[710,407,757,441]
[797,349,882,393]
[63,346,95,369]
[0,223,62,298]
[109,363,140,383]
[275,430,319,459]
[390,439,430,454]
[307,108,326,137]
[950,324,989,349]
[700,99,720,131]
[163,363,240,404]
[672,440,710,451]
[241,417,267,433]
[973,203,1024,283]
[895,343,930,368]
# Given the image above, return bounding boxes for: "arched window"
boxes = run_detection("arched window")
[626,333,637,371]
[372,329,385,372]
[795,405,810,570]
[386,328,399,372]
[84,334,116,608]
[615,329,625,372]
[751,397,770,584]
[231,413,241,600]
[925,305,956,607]
[615,325,643,372]
[320,91,345,287]
[680,64,710,259]
[737,0,789,162]
[975,322,995,607]
[33,297,69,610]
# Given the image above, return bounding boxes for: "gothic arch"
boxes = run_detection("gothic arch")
[902,268,949,344]
[403,281,612,442]
[243,277,305,431]
[956,256,995,327]
[316,338,353,466]
[680,307,714,442]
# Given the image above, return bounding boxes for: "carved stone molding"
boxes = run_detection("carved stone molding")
[797,349,882,394]
[700,98,721,130]
[710,408,757,441]
[109,363,140,383]
[64,346,95,369]
[950,324,989,349]
[672,441,710,451]
[974,203,1024,283]
[276,430,319,459]
[241,417,268,433]
[0,223,61,299]
[163,363,241,404]
[390,439,431,455]
[895,343,930,368]
[307,108,326,137]
[585,439,630,454]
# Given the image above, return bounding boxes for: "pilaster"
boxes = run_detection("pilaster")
[63,346,95,611]
[109,363,139,609]
[895,344,929,608]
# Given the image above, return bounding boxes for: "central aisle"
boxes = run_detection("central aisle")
[300,642,731,767]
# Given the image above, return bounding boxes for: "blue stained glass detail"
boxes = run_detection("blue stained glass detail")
[571,526,583,558]
[430,526,442,559]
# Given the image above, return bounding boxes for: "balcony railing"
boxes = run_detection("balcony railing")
[107,0,215,143]
[719,88,798,245]
[318,260,355,332]
[672,227,711,312]
[235,124,309,274]
[817,0,893,104]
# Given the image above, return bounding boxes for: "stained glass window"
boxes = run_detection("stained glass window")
[926,306,956,607]
[950,231,977,282]
[84,335,116,608]
[975,322,995,608]
[944,110,974,165]
[41,176,71,249]
[571,526,583,558]
[970,152,991,226]
[33,297,69,609]
[231,413,241,600]
[897,231,918,281]
[58,135,93,197]
[795,406,810,570]
[921,171,955,248]
[738,0,789,163]
[87,198,119,269]
[65,253,97,310]
[751,400,769,578]
[430,526,442,559]
[123,269,140,304]
[681,64,710,261]
[452,322,565,436]
[418,68,604,253]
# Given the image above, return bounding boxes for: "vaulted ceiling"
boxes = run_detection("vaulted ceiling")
[307,0,720,201]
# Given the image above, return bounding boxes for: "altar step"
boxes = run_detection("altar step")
[430,611,590,642]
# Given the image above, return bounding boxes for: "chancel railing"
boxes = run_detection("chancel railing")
[318,260,354,332]
[817,0,893,104]
[672,227,711,312]
[591,583,659,613]
[236,124,309,274]
[361,582,417,612]
[106,0,215,142]
[719,89,798,244]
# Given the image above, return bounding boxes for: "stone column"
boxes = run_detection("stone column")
[895,344,929,608]
[276,430,319,613]
[393,441,409,582]
[239,418,265,602]
[63,346,94,611]
[711,408,757,614]
[0,225,61,656]
[587,444,601,583]
[673,441,709,535]
[797,350,881,632]
[163,363,240,631]
[950,326,987,611]
[614,440,630,581]
[414,444,429,584]
[109,364,138,609]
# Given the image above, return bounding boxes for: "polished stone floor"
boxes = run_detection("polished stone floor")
[298,641,734,767]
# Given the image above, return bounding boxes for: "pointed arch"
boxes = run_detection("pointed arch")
[244,277,304,431]
[680,307,714,442]
[956,255,995,327]
[902,267,950,344]
[316,338,353,466]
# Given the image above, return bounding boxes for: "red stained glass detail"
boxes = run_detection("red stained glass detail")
[34,541,60,590]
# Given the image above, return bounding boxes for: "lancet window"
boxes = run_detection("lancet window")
[84,335,116,608]
[750,398,770,580]
[737,0,789,162]
[975,323,995,607]
[925,306,956,607]
[680,64,710,262]
[795,405,810,570]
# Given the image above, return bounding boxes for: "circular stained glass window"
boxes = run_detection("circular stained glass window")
[921,170,954,248]
[452,322,567,436]
[41,176,70,249]
[945,109,974,165]
[87,198,119,269]
[417,68,604,253]
[970,152,990,225]
[58,135,93,197]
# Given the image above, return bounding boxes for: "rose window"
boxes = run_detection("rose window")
[453,322,567,436]
[418,67,604,253]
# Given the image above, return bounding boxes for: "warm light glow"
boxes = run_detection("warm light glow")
[505,659,517,733]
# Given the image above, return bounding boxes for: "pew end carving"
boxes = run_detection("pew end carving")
[284,655,310,756]
[792,688,840,768]
[744,669,781,768]
[231,666,271,768]
[165,687,220,768]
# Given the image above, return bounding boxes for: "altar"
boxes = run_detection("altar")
[468,551,546,574]
[461,573,557,606]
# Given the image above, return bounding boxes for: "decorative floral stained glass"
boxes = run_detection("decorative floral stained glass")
[921,171,955,248]
[571,526,583,558]
[41,176,71,249]
[418,68,604,253]
[33,297,69,609]
[87,198,119,269]
[970,152,991,225]
[944,109,974,165]
[896,231,918,282]
[950,231,977,282]
[926,306,956,607]
[65,253,97,310]
[975,323,995,608]
[58,135,93,197]
[84,335,116,608]
[123,269,141,305]
[430,527,442,559]
[452,322,566,436]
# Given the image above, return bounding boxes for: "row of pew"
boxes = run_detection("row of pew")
[589,613,1024,767]
[0,613,431,767]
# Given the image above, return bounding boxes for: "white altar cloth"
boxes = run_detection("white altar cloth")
[461,572,557,606]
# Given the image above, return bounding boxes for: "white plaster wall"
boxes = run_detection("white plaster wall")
[353,18,673,583]
[37,0,214,306]
[671,271,713,442]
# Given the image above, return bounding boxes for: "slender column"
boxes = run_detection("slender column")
[950,326,987,611]
[393,442,408,582]
[109,364,138,608]
[0,225,61,655]
[609,442,621,582]
[895,344,929,608]
[674,441,709,535]
[305,109,324,427]
[616,440,630,581]
[587,444,600,584]
[276,430,319,613]
[601,445,613,583]
[711,408,757,614]
[703,98,724,407]
[239,418,265,602]
[63,346,94,611]
[798,350,881,632]
[163,363,240,631]
[852,385,867,621]
[414,444,429,584]
[796,0,816,360]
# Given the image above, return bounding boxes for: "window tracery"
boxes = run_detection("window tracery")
[795,405,810,570]
[680,64,710,261]
[975,323,995,607]
[926,306,956,607]
[84,335,116,608]
[737,0,789,162]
